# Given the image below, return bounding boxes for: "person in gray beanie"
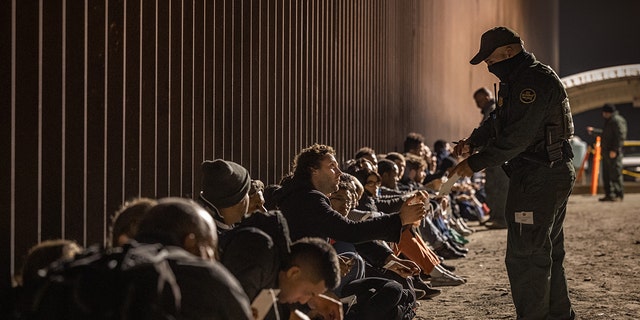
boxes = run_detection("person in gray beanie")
[197,159,251,233]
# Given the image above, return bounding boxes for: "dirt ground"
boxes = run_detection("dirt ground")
[415,193,640,319]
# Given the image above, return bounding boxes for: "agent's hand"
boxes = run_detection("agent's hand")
[449,159,475,178]
[452,139,471,157]
[399,192,429,225]
[306,294,343,320]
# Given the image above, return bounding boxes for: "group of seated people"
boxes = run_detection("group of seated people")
[4,132,497,320]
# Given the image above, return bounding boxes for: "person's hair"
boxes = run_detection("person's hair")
[20,239,82,287]
[340,173,363,203]
[109,197,157,248]
[405,154,426,172]
[344,157,374,175]
[377,159,397,176]
[336,181,353,193]
[473,87,491,98]
[354,147,375,161]
[288,238,340,290]
[293,144,336,180]
[135,198,212,247]
[350,167,380,192]
[433,139,447,155]
[403,132,424,153]
[249,179,265,196]
[384,152,405,164]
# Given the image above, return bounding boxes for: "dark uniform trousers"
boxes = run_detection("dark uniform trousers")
[601,151,624,199]
[484,165,509,223]
[505,160,576,320]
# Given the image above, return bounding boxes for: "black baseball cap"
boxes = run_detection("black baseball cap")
[470,26,522,65]
[602,103,616,113]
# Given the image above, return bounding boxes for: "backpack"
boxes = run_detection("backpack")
[341,277,416,320]
[29,242,183,320]
[219,210,292,265]
[218,211,293,320]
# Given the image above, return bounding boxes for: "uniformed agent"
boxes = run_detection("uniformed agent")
[587,103,628,201]
[449,26,576,319]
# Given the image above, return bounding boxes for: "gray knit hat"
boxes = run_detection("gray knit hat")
[200,159,251,209]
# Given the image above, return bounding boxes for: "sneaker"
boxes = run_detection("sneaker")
[429,274,466,287]
[485,221,508,229]
[435,246,466,259]
[414,289,427,300]
[449,230,469,245]
[449,217,474,236]
[412,278,442,299]
[598,196,621,202]
[458,218,472,231]
[450,220,473,236]
[439,262,456,272]
[447,239,469,254]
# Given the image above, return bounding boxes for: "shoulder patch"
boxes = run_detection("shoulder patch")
[519,89,536,104]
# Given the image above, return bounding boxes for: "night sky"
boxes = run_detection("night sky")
[559,0,640,140]
[559,0,640,77]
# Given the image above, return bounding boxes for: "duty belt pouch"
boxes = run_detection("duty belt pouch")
[546,125,563,163]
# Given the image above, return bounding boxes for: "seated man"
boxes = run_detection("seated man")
[197,159,252,235]
[273,143,427,243]
[377,158,404,196]
[131,197,254,320]
[220,214,343,320]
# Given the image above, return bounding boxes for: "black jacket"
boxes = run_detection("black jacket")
[273,177,403,243]
[599,112,627,152]
[272,177,399,266]
[467,51,573,171]
[219,211,297,320]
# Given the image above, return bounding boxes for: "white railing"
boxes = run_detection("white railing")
[562,64,640,88]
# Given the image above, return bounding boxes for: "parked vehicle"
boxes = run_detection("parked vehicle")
[622,140,640,182]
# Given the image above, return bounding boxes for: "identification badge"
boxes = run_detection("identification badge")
[515,211,534,224]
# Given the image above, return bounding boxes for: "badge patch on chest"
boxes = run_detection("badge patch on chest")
[519,89,536,104]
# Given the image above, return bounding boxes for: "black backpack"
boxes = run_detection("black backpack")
[28,242,183,320]
[219,210,292,266]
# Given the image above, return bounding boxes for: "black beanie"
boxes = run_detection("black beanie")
[602,103,616,113]
[200,159,251,209]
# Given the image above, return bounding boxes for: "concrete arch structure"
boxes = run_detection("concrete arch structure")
[562,64,640,114]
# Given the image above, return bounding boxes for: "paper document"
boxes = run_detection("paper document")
[383,260,407,270]
[438,173,460,196]
[251,289,280,320]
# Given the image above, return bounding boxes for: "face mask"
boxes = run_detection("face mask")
[487,51,527,81]
[487,58,512,80]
